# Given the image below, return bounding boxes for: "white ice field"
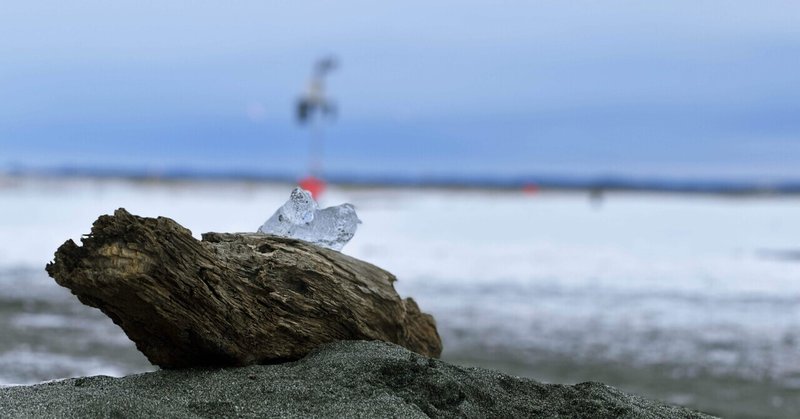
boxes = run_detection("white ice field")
[0,177,799,415]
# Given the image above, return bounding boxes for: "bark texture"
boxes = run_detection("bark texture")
[45,209,441,368]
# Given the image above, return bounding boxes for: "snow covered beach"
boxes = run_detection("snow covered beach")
[1,177,798,417]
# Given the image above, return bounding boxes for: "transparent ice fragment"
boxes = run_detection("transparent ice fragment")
[257,188,361,251]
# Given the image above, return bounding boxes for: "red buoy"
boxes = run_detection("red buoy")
[522,183,540,195]
[298,175,326,200]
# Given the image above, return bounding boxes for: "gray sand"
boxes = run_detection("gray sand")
[0,340,714,418]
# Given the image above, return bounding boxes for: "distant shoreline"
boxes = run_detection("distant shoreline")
[2,167,800,196]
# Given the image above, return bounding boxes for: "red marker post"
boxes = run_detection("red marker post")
[298,175,326,200]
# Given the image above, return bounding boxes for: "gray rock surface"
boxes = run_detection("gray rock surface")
[0,340,714,418]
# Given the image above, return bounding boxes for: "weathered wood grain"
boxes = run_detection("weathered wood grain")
[46,209,441,368]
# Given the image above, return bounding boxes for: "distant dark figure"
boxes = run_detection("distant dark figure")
[296,56,338,124]
[589,187,605,208]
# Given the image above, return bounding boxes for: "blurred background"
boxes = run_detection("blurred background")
[1,1,799,418]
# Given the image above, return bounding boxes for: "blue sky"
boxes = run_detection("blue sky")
[1,1,800,180]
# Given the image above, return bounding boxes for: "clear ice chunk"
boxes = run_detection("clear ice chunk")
[257,188,361,251]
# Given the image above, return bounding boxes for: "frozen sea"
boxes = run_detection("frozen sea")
[1,177,799,418]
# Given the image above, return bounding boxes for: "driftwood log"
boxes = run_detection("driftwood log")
[46,209,441,368]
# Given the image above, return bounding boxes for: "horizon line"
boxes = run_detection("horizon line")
[3,165,800,196]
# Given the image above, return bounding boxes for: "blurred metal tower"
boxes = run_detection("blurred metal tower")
[296,56,338,198]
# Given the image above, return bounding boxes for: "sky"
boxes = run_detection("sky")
[1,1,800,181]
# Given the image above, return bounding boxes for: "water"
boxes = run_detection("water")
[1,177,799,417]
[0,267,153,385]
